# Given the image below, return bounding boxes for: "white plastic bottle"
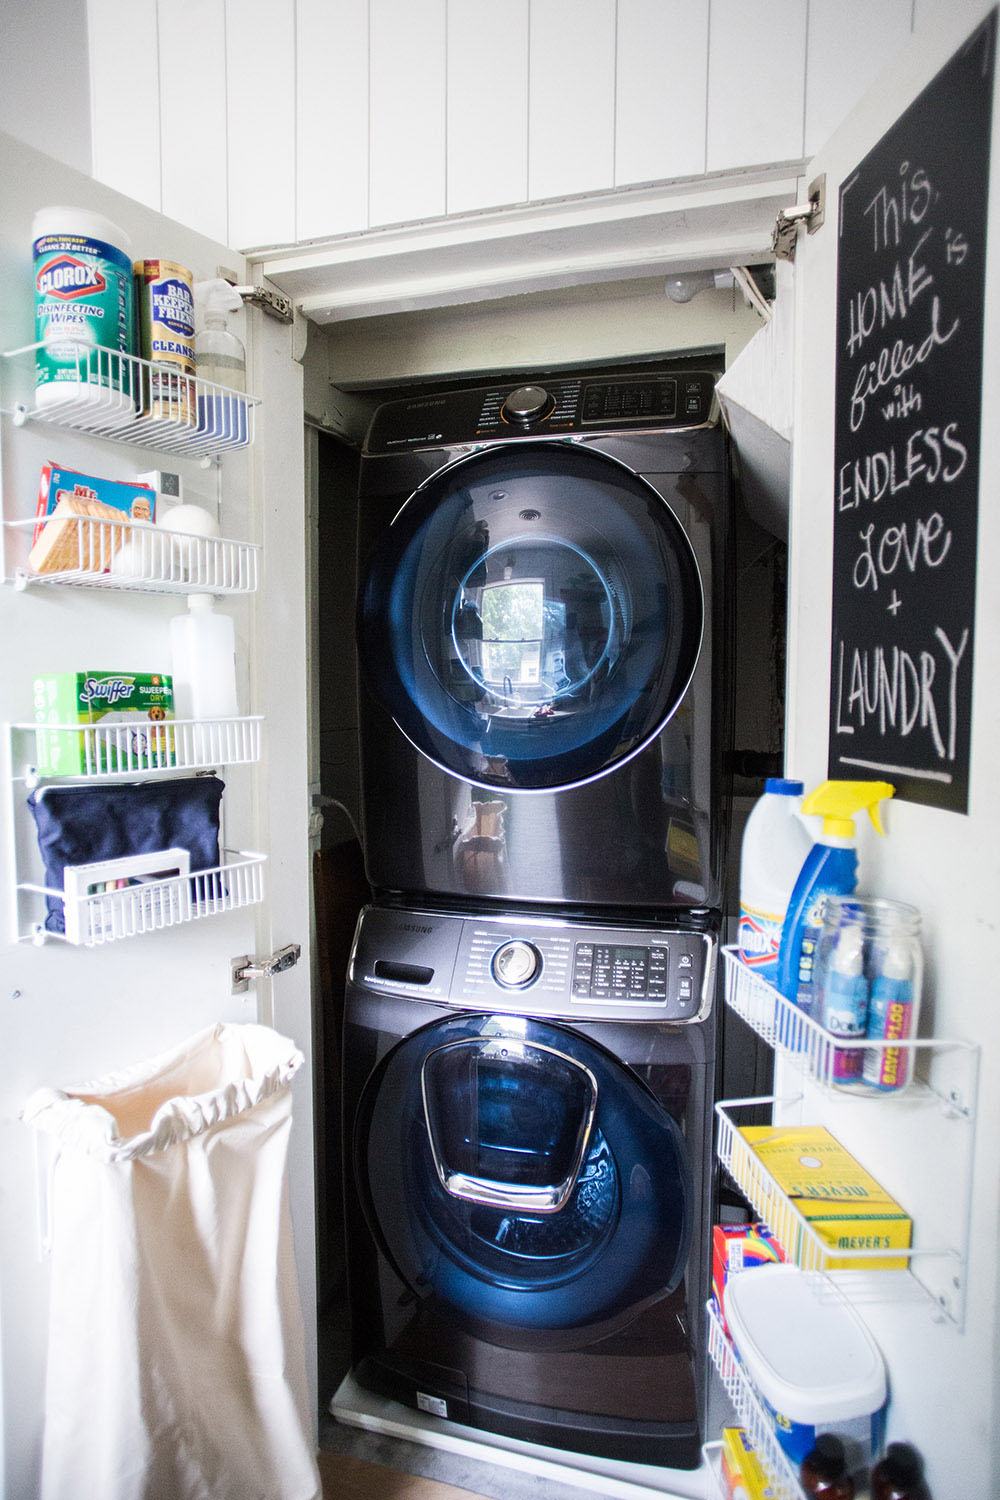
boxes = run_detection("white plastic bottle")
[738,778,811,978]
[169,595,239,720]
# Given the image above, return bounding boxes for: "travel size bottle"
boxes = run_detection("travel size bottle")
[800,1433,855,1498]
[870,1442,931,1499]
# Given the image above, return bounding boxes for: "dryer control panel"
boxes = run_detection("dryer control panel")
[364,370,717,452]
[351,905,716,1023]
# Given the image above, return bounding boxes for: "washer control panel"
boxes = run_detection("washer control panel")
[350,905,715,1023]
[491,939,543,988]
[364,370,717,452]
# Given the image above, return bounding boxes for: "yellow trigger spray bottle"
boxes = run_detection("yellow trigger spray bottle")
[775,780,894,1011]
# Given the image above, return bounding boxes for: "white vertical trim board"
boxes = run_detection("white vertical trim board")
[615,0,709,186]
[528,0,617,202]
[296,0,370,241]
[706,0,807,172]
[158,0,229,246]
[369,0,447,228]
[447,0,530,215]
[87,0,163,211]
[225,0,297,249]
[804,0,914,157]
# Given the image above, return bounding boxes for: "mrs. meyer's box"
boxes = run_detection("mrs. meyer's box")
[735,1126,911,1270]
[33,672,174,774]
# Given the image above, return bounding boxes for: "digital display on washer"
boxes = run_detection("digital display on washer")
[572,941,669,1000]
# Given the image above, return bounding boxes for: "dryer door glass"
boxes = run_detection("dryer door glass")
[356,1012,694,1334]
[357,444,703,791]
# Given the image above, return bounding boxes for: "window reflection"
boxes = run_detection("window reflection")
[450,538,617,715]
[481,579,544,688]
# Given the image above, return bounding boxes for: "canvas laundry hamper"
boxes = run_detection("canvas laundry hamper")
[23,1022,321,1500]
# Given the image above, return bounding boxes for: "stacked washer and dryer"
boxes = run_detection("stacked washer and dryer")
[340,365,732,1471]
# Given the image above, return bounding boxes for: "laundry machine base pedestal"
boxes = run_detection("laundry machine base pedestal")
[329,1372,711,1500]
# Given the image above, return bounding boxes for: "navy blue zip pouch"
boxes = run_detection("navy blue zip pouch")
[27,775,224,934]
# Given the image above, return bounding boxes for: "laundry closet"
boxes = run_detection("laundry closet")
[1,4,999,1499]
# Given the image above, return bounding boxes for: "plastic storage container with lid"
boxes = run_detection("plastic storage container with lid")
[724,1263,887,1473]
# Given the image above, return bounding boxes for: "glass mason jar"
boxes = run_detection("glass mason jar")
[810,896,923,1093]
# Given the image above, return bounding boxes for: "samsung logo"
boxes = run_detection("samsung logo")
[398,922,433,935]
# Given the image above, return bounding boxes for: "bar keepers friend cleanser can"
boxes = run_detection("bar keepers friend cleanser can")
[32,207,135,420]
[134,259,196,426]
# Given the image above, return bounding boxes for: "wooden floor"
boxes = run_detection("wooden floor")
[318,1448,491,1500]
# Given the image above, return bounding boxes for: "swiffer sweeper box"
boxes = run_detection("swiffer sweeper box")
[33,672,174,774]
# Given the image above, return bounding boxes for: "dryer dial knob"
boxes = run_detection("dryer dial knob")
[502,385,553,423]
[492,940,542,988]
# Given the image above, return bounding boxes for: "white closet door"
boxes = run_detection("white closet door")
[297,0,369,240]
[160,0,229,247]
[615,0,710,186]
[707,0,807,171]
[225,0,296,248]
[804,0,914,156]
[87,0,162,212]
[528,0,616,201]
[447,0,529,215]
[369,0,447,228]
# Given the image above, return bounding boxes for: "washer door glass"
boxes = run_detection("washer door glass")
[357,444,703,791]
[355,1013,694,1334]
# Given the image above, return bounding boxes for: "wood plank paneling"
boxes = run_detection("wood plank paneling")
[707,0,807,171]
[158,0,228,247]
[528,0,616,201]
[804,0,914,156]
[87,0,162,212]
[225,0,296,249]
[615,0,709,186]
[447,0,529,214]
[369,0,447,228]
[297,0,369,240]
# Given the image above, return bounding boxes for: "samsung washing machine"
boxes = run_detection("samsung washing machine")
[355,366,731,914]
[341,903,716,1469]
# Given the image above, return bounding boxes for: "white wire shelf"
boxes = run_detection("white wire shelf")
[705,1302,805,1500]
[5,513,259,594]
[714,1094,979,1329]
[18,848,266,947]
[3,340,258,457]
[11,716,263,784]
[721,946,977,1106]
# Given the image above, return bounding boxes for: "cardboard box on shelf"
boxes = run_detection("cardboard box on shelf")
[720,1426,776,1500]
[712,1223,786,1334]
[33,671,174,774]
[735,1125,912,1270]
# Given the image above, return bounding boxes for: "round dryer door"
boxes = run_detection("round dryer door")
[354,1012,694,1336]
[357,443,703,791]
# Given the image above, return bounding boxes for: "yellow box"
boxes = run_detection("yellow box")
[735,1126,912,1271]
[720,1426,776,1500]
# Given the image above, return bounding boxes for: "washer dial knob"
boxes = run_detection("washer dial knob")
[502,385,553,424]
[492,940,542,988]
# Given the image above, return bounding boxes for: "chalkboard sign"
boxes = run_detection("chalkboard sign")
[828,12,996,813]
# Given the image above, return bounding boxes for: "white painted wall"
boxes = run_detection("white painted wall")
[3,0,917,254]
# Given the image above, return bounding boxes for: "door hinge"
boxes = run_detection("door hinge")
[232,284,294,324]
[231,942,301,993]
[771,174,826,261]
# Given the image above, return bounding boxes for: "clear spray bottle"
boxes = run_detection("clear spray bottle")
[194,279,247,444]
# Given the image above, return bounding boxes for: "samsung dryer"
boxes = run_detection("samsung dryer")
[341,902,716,1469]
[355,367,732,914]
